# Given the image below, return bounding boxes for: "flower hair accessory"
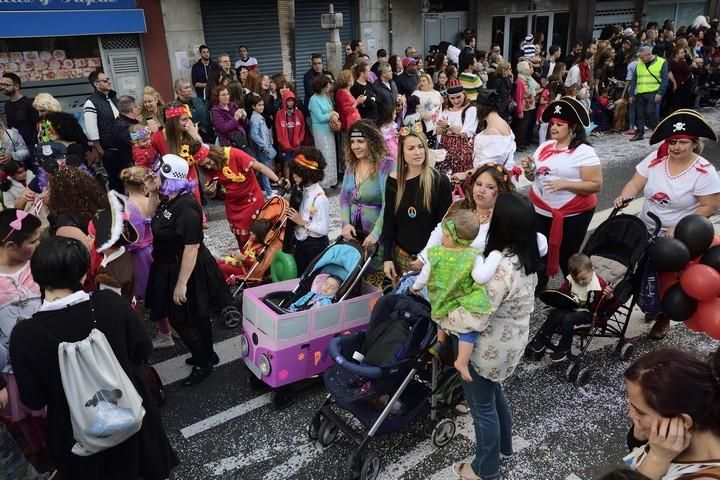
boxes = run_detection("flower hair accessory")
[441,219,472,246]
[481,162,509,182]
[165,104,191,120]
[294,154,319,170]
[129,128,150,141]
[2,210,29,243]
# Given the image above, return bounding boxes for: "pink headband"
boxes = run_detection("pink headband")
[2,210,29,243]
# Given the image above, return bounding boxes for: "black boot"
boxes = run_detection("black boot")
[629,133,645,141]
[185,352,220,366]
[182,365,213,387]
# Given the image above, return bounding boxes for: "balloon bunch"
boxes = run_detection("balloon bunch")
[652,215,720,339]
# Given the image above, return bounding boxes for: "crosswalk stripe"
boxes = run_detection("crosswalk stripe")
[153,334,242,385]
[179,392,272,439]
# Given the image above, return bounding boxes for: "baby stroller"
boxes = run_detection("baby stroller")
[528,207,661,387]
[308,272,456,480]
[226,196,292,305]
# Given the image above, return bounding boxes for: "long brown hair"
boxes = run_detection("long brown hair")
[395,130,436,213]
[343,119,388,177]
[163,101,197,155]
[458,163,515,211]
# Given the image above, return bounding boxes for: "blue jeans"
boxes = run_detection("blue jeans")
[255,150,274,195]
[461,367,513,479]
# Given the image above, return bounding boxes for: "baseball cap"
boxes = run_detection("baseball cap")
[402,57,418,68]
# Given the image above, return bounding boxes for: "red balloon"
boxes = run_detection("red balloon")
[679,264,720,301]
[695,297,720,340]
[685,313,703,332]
[658,271,679,298]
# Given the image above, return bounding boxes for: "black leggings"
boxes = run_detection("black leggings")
[294,235,329,275]
[537,308,592,351]
[170,315,214,367]
[536,208,595,290]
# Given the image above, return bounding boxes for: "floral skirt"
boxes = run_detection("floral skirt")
[439,135,474,174]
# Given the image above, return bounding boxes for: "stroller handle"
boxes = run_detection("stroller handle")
[646,211,662,237]
[328,335,383,379]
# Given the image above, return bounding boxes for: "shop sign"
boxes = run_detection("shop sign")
[0,0,136,10]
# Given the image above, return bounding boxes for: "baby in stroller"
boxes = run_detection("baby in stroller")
[287,274,341,311]
[529,253,615,362]
[411,209,501,381]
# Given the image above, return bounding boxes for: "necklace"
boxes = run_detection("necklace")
[475,209,491,223]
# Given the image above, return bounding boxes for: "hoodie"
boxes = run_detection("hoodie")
[275,90,306,153]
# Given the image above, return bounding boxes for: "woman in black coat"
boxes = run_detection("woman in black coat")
[10,235,177,480]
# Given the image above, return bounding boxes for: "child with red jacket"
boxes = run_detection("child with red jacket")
[275,90,306,181]
[129,125,157,168]
[528,253,615,362]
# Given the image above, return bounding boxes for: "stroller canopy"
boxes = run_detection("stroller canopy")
[306,244,363,282]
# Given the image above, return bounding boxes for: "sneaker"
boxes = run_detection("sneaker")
[550,349,570,363]
[152,333,175,349]
[186,352,220,366]
[529,337,546,353]
[181,365,213,387]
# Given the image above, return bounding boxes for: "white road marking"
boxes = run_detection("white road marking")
[204,445,276,476]
[179,393,272,439]
[263,441,325,478]
[153,334,242,385]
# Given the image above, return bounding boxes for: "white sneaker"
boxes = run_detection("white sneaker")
[152,333,175,349]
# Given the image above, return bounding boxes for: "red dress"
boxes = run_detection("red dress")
[208,146,265,247]
[151,130,204,206]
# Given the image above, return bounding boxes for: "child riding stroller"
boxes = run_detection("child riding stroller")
[308,272,457,480]
[527,206,661,387]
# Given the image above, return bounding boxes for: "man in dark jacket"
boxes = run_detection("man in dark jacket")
[395,57,419,97]
[174,78,215,144]
[83,69,120,182]
[191,45,218,100]
[106,95,139,191]
[303,54,333,108]
[373,63,400,122]
[1,73,37,152]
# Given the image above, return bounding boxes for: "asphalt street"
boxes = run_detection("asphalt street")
[148,107,720,480]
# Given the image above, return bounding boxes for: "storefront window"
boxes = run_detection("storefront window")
[676,2,706,28]
[0,37,101,84]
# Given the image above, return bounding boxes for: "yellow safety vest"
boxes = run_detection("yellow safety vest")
[635,56,666,94]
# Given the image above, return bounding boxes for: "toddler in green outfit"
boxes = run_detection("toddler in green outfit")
[411,209,501,382]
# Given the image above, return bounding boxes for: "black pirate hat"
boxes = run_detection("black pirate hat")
[93,190,139,253]
[649,109,718,145]
[541,96,590,128]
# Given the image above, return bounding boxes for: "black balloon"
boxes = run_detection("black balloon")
[700,245,720,272]
[661,283,697,322]
[674,215,714,259]
[652,238,691,272]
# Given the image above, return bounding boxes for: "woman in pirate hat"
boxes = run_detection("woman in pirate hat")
[521,96,603,289]
[614,109,720,339]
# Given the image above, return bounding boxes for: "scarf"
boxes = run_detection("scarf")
[529,188,597,276]
[519,72,540,97]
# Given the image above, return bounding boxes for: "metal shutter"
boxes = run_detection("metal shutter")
[593,0,636,38]
[200,0,283,79]
[294,0,354,101]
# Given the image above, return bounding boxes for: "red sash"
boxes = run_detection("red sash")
[529,188,597,276]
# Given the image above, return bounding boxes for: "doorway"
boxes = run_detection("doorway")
[423,11,469,54]
[494,12,569,61]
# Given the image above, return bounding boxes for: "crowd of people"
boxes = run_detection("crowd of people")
[0,14,719,480]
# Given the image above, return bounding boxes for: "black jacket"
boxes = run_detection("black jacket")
[86,90,119,149]
[191,59,218,99]
[372,79,398,122]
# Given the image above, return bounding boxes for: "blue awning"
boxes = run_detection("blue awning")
[0,9,147,38]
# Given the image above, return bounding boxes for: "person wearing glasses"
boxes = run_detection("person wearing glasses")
[1,73,38,152]
[303,54,332,108]
[83,68,119,178]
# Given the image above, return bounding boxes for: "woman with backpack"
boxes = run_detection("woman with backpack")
[10,235,178,480]
[210,84,248,148]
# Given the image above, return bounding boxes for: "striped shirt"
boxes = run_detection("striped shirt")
[522,43,536,58]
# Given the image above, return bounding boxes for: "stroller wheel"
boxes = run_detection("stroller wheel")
[431,418,456,448]
[575,367,592,388]
[308,414,323,440]
[318,417,339,447]
[565,363,579,383]
[619,343,635,361]
[360,454,381,480]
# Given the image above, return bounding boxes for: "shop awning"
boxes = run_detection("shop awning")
[0,9,147,38]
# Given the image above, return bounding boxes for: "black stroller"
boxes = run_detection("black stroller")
[528,207,661,387]
[308,273,456,480]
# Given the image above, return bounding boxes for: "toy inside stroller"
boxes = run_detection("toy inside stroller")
[308,272,458,480]
[526,207,661,387]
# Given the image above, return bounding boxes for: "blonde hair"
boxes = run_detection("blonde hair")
[32,93,62,113]
[337,69,354,89]
[395,131,436,213]
[516,60,532,76]
[140,86,164,118]
[418,73,433,90]
[442,209,480,243]
[567,253,593,277]
[120,166,149,192]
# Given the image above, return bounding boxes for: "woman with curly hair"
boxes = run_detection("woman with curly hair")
[286,147,329,274]
[339,119,395,284]
[382,127,451,283]
[140,86,165,132]
[43,111,89,163]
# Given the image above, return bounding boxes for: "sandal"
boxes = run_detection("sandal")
[452,463,481,480]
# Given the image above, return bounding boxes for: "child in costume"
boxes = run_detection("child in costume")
[287,275,341,311]
[0,210,46,457]
[411,209,501,382]
[129,124,157,169]
[285,148,329,275]
[528,253,614,362]
[216,218,273,282]
[275,89,306,182]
